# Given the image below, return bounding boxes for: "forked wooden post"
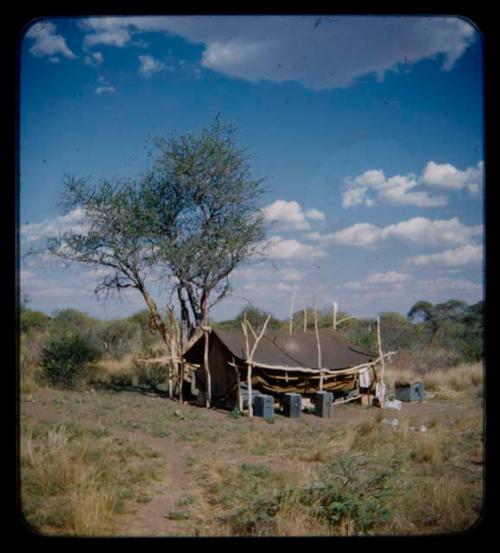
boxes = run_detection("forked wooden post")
[242,314,271,418]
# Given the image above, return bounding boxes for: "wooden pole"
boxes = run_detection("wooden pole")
[242,314,271,418]
[313,297,323,391]
[203,329,211,408]
[302,298,307,332]
[333,301,338,330]
[233,356,243,412]
[376,316,386,408]
[242,316,252,417]
[289,288,297,334]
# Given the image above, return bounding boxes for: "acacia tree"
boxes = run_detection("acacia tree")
[42,118,267,360]
[139,118,267,335]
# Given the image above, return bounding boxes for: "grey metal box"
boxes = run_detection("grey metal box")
[254,394,274,419]
[314,391,334,418]
[283,393,302,418]
[395,381,424,402]
[241,389,262,410]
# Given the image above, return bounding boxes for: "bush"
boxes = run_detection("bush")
[42,335,100,389]
[133,360,168,390]
[20,308,50,334]
[95,320,142,359]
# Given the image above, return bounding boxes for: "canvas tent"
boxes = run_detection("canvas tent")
[183,328,377,409]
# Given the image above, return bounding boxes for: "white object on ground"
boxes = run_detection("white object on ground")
[381,418,400,429]
[384,399,402,410]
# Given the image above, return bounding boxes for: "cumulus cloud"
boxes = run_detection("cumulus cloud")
[262,236,327,259]
[342,168,447,208]
[25,20,76,61]
[80,17,133,48]
[262,200,325,231]
[138,54,167,77]
[21,208,89,244]
[343,271,411,291]
[308,217,482,249]
[405,244,483,268]
[77,15,476,90]
[304,208,325,221]
[421,161,483,194]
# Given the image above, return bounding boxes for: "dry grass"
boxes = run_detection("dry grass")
[410,432,442,465]
[423,363,483,393]
[389,476,482,535]
[20,359,483,537]
[20,418,160,536]
[385,362,483,400]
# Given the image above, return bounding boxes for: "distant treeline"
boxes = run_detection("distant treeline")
[20,299,483,376]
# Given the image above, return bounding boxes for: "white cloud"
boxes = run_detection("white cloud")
[365,271,412,284]
[262,200,324,231]
[262,236,327,259]
[343,271,411,291]
[95,85,116,95]
[304,208,325,221]
[83,51,104,66]
[342,276,482,309]
[80,17,132,48]
[77,16,476,90]
[405,244,483,268]
[309,217,482,249]
[138,54,167,77]
[421,161,483,194]
[342,169,447,208]
[26,21,76,60]
[21,208,89,243]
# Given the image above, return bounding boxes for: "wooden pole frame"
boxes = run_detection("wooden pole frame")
[242,313,271,417]
[313,296,323,391]
[376,316,386,408]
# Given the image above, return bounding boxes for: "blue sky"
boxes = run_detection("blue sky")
[20,15,484,321]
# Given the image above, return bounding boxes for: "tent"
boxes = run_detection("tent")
[183,328,377,409]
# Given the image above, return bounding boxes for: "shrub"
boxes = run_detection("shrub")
[133,359,168,390]
[95,320,142,359]
[20,308,50,334]
[42,335,100,389]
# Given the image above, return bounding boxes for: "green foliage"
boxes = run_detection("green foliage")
[42,335,100,389]
[299,456,394,533]
[133,361,168,390]
[20,308,50,334]
[46,117,268,339]
[406,299,483,362]
[96,319,142,359]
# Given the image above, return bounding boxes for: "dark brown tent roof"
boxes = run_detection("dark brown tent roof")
[188,328,375,370]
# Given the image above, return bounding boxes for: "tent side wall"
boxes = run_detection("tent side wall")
[191,334,239,408]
